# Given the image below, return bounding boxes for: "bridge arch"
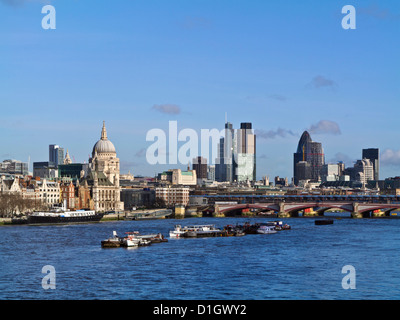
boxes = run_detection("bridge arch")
[284,203,354,217]
[218,203,279,216]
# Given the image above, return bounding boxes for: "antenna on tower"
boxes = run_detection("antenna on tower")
[225,112,227,123]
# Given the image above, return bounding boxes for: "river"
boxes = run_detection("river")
[1,216,399,300]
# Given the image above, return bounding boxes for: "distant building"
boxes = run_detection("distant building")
[120,188,155,210]
[58,163,89,181]
[362,148,379,180]
[37,179,61,206]
[321,163,340,182]
[215,121,256,182]
[234,122,256,182]
[0,159,28,176]
[295,161,311,184]
[215,122,235,182]
[207,165,215,181]
[275,176,288,187]
[293,131,324,185]
[33,161,58,179]
[49,144,64,166]
[344,158,374,184]
[158,169,197,186]
[192,156,208,180]
[354,159,374,184]
[155,186,189,207]
[85,121,124,212]
[60,181,75,209]
[64,150,72,164]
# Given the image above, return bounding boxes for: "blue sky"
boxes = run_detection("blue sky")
[1,0,399,180]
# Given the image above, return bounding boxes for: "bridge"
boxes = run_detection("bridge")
[213,202,400,218]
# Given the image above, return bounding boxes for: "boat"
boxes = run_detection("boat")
[315,219,334,225]
[27,203,103,225]
[169,224,222,238]
[135,232,168,243]
[183,226,224,238]
[148,233,168,243]
[257,224,278,234]
[267,221,291,231]
[237,222,261,234]
[169,225,187,238]
[223,225,246,236]
[122,232,142,247]
[101,231,121,248]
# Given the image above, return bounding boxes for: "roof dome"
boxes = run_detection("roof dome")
[92,121,116,155]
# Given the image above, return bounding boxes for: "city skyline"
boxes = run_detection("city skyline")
[1,0,399,180]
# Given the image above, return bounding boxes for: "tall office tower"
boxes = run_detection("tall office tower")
[49,144,65,166]
[215,122,235,182]
[354,159,374,184]
[192,156,208,180]
[362,148,379,180]
[234,122,256,182]
[293,131,325,185]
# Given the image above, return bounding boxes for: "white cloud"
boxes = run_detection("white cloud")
[255,128,297,140]
[308,75,337,89]
[308,120,341,135]
[381,149,400,166]
[152,104,181,115]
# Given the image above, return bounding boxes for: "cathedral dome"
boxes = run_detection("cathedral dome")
[92,121,116,155]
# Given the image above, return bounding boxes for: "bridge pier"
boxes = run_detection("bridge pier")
[278,212,291,218]
[277,202,290,218]
[212,205,225,217]
[351,212,363,218]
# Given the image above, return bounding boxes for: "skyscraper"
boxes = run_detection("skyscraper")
[293,131,324,185]
[215,122,234,182]
[362,148,379,180]
[215,121,256,182]
[234,122,256,182]
[49,144,64,166]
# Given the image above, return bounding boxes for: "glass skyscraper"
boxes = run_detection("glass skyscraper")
[49,144,65,166]
[293,131,324,185]
[215,121,256,182]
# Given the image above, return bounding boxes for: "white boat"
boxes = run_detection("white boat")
[257,224,278,234]
[122,232,141,247]
[169,225,187,238]
[169,224,220,238]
